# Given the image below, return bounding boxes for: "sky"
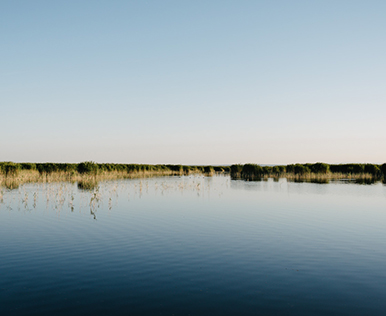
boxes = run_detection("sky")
[1,0,386,165]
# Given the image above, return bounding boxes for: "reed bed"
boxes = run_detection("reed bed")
[0,162,228,189]
[0,170,175,189]
[2,161,385,188]
[231,163,386,183]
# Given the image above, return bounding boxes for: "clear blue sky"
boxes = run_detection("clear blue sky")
[1,1,385,164]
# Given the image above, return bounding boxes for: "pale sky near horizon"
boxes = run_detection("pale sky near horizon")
[1,1,385,165]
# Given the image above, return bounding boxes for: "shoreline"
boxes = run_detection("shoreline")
[1,161,385,189]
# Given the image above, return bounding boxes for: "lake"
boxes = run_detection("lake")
[1,175,386,315]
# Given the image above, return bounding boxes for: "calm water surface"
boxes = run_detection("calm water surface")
[1,175,386,315]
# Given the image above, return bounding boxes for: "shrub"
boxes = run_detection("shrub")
[204,166,214,174]
[310,163,330,174]
[286,164,295,173]
[381,163,386,177]
[165,165,183,172]
[347,164,365,174]
[242,164,262,177]
[293,164,310,175]
[261,166,272,174]
[230,164,243,175]
[57,163,77,172]
[20,163,36,170]
[183,165,192,173]
[36,163,59,174]
[77,161,98,175]
[364,164,380,176]
[278,165,286,173]
[2,162,21,177]
[126,164,137,173]
[222,166,230,172]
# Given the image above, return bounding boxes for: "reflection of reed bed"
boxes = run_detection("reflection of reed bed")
[0,180,103,219]
[279,172,379,181]
[77,179,99,191]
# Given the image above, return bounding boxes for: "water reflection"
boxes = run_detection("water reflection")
[1,175,386,316]
[231,175,384,185]
[292,178,330,184]
[0,175,227,220]
[355,178,378,185]
[77,179,99,191]
[2,175,385,220]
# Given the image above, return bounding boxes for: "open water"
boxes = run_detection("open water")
[1,175,386,315]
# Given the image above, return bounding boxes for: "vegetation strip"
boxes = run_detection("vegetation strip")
[0,161,228,175]
[1,162,386,189]
[0,162,228,189]
[230,163,386,182]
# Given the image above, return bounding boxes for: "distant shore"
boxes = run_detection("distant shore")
[1,161,385,189]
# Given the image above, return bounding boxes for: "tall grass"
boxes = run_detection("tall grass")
[0,162,230,189]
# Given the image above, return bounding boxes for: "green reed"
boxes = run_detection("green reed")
[230,163,386,181]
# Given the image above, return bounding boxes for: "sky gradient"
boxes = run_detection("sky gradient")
[1,1,386,164]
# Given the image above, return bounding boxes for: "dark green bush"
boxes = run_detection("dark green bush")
[203,166,214,174]
[364,164,380,175]
[310,163,330,174]
[286,164,295,173]
[126,164,137,173]
[77,161,98,175]
[230,164,243,175]
[278,165,286,173]
[20,163,36,170]
[211,166,229,172]
[165,165,183,172]
[2,162,21,176]
[196,166,205,172]
[59,163,77,172]
[36,163,59,174]
[242,164,262,177]
[347,164,365,174]
[262,166,273,174]
[381,163,386,177]
[330,164,365,174]
[183,165,192,173]
[293,164,310,175]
